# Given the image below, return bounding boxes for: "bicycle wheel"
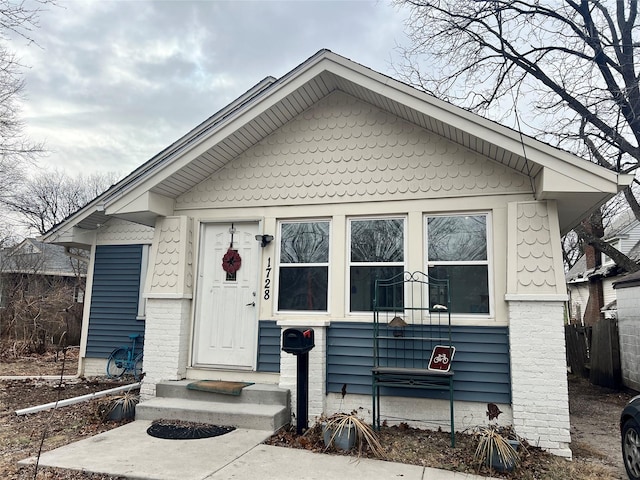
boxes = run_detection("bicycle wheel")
[132,352,143,380]
[106,348,128,378]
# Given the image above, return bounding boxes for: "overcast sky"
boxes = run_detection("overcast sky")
[11,0,411,180]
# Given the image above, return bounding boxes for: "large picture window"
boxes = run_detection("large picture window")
[426,214,490,314]
[277,221,330,311]
[349,218,404,312]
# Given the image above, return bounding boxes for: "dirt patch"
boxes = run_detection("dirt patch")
[568,374,633,478]
[0,363,133,479]
[0,354,634,480]
[0,347,79,377]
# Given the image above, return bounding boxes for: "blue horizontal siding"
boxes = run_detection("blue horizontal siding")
[257,320,281,372]
[86,245,144,358]
[327,322,511,404]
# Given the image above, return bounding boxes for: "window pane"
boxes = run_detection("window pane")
[428,265,489,314]
[278,266,328,311]
[350,266,403,312]
[351,219,404,263]
[428,216,487,261]
[280,222,329,263]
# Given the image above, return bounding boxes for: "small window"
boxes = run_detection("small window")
[426,214,490,314]
[277,221,330,311]
[349,218,405,312]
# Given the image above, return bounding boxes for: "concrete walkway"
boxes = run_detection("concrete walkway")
[19,420,489,480]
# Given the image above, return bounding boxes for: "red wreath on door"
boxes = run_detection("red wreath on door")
[222,249,242,274]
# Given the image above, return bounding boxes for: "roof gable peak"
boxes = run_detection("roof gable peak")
[42,50,631,243]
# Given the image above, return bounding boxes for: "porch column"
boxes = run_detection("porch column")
[278,320,330,428]
[140,216,194,399]
[506,201,571,458]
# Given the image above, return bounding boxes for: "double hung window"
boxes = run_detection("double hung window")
[349,218,405,312]
[277,221,330,311]
[426,214,490,314]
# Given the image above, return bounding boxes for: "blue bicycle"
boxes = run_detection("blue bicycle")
[106,333,143,380]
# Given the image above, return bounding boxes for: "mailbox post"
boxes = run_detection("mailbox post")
[282,328,315,435]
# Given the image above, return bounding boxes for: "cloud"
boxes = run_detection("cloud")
[11,0,409,177]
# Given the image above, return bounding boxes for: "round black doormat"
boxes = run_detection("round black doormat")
[147,420,236,440]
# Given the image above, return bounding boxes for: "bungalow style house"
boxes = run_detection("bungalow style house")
[42,50,631,458]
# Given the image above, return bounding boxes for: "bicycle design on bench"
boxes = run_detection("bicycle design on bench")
[106,333,143,380]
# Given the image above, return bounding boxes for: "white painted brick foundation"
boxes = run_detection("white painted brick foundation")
[508,300,572,458]
[324,393,512,432]
[278,321,329,426]
[140,297,191,399]
[81,358,107,378]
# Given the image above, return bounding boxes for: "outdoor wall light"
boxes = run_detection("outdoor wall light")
[255,234,274,247]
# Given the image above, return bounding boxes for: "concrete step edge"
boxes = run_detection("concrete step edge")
[137,397,287,416]
[155,381,289,405]
[135,398,290,431]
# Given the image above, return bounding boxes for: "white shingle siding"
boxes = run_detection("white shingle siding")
[96,218,154,245]
[175,91,531,211]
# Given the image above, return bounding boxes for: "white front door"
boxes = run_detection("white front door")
[193,222,259,368]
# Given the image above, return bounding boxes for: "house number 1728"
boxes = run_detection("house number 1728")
[264,257,272,300]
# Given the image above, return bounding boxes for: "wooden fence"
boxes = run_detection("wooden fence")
[565,324,590,378]
[565,320,622,389]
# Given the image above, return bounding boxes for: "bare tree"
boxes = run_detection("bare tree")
[0,46,40,170]
[0,0,56,235]
[4,170,119,235]
[0,238,84,351]
[395,0,640,271]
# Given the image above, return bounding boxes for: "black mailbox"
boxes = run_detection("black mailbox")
[282,328,315,355]
[282,327,315,434]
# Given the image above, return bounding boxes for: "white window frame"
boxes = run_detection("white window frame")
[347,216,407,314]
[425,212,492,316]
[275,219,331,314]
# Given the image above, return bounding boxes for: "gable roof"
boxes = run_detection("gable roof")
[0,238,83,277]
[603,209,638,241]
[42,49,632,246]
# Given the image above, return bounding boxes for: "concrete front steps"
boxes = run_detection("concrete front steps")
[136,380,290,432]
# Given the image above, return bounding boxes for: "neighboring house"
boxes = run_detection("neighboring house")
[0,238,86,307]
[566,210,640,326]
[41,50,631,458]
[0,238,87,347]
